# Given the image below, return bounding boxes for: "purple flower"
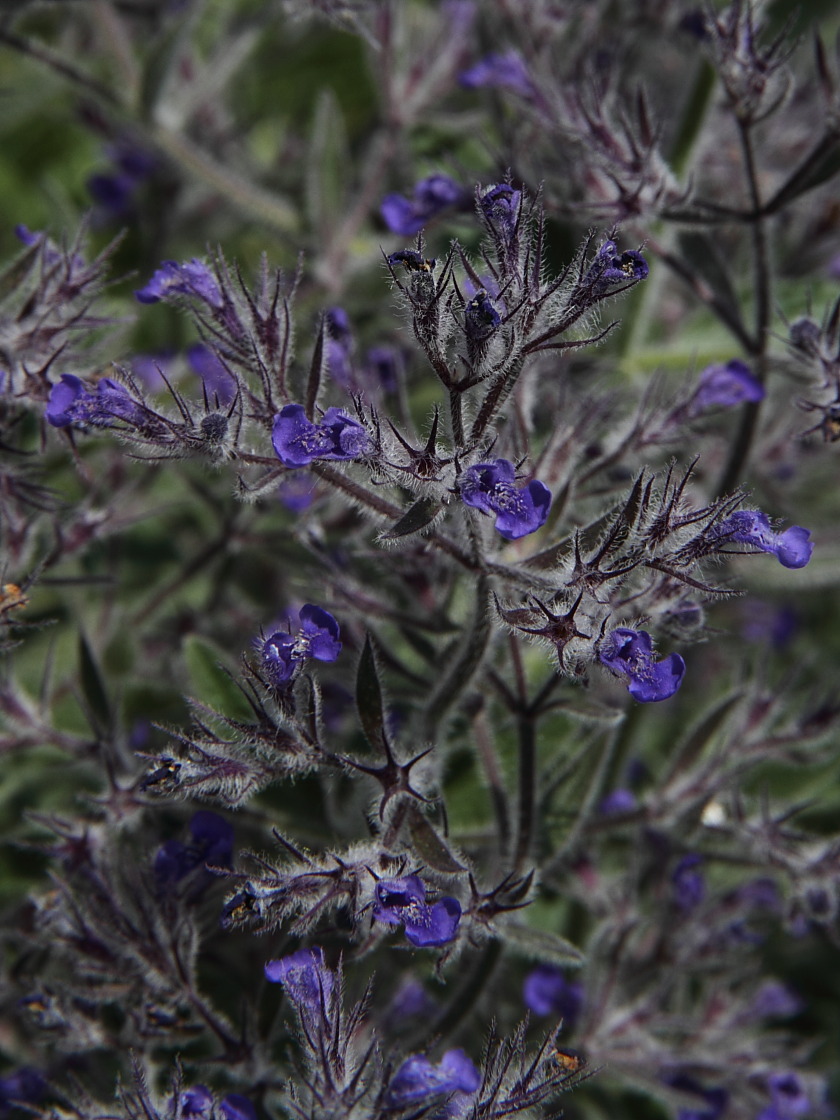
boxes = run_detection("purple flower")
[325,307,355,389]
[598,788,637,815]
[464,289,502,340]
[131,352,173,392]
[479,184,521,233]
[598,628,685,703]
[363,345,402,392]
[87,139,156,223]
[714,510,813,569]
[758,1074,812,1120]
[299,603,342,659]
[325,305,351,344]
[387,977,438,1022]
[264,947,334,1015]
[110,141,157,181]
[187,343,237,405]
[464,272,505,309]
[387,249,437,273]
[459,51,536,98]
[260,604,342,687]
[672,854,705,911]
[388,1048,480,1106]
[734,877,782,912]
[663,1073,728,1120]
[443,0,477,33]
[15,224,66,268]
[88,172,137,221]
[261,632,297,685]
[587,240,649,288]
[135,259,223,309]
[381,174,469,236]
[271,404,373,467]
[278,474,316,513]
[740,601,798,647]
[15,224,40,248]
[459,459,551,540]
[374,874,461,947]
[0,1069,45,1117]
[523,964,583,1027]
[179,1087,213,1119]
[46,374,145,429]
[689,359,765,414]
[219,1096,257,1120]
[747,981,804,1020]
[154,810,234,886]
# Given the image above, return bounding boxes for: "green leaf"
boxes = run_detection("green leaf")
[551,699,625,724]
[677,231,741,325]
[305,87,348,241]
[766,0,839,37]
[498,921,584,967]
[420,575,491,738]
[525,501,623,572]
[397,625,438,665]
[78,632,112,732]
[182,635,252,722]
[668,59,716,176]
[662,690,744,787]
[406,805,466,873]
[766,137,840,214]
[139,8,194,120]
[355,634,388,754]
[0,241,39,302]
[380,496,442,541]
[305,313,327,420]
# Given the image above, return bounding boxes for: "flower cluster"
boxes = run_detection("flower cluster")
[2,5,838,1120]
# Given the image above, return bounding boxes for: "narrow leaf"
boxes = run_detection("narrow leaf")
[397,626,438,665]
[356,634,388,754]
[78,632,112,732]
[305,314,327,420]
[139,7,194,119]
[305,87,349,241]
[183,635,252,722]
[380,497,442,541]
[765,136,840,214]
[662,691,743,787]
[0,242,39,302]
[407,805,466,873]
[499,921,584,966]
[677,231,740,322]
[421,575,491,739]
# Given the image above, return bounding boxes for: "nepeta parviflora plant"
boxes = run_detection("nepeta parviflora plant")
[0,2,839,1120]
